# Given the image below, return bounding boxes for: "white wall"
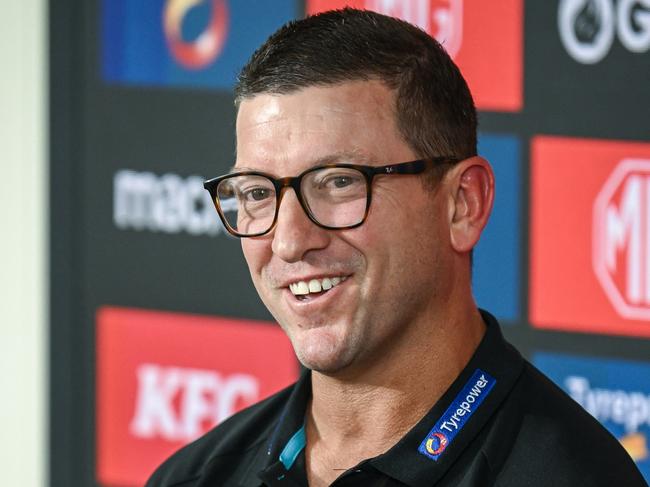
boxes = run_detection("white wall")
[0,1,47,486]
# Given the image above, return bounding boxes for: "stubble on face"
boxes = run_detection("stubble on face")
[259,252,367,373]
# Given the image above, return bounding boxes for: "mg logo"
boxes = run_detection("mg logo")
[366,0,463,57]
[593,159,650,320]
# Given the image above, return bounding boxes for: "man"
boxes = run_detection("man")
[147,8,646,487]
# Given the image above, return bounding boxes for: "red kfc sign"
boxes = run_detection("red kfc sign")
[530,136,650,337]
[306,0,523,111]
[96,307,297,487]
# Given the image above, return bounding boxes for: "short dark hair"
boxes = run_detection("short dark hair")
[235,8,477,165]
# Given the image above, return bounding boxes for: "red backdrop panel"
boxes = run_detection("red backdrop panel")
[530,136,650,337]
[306,0,523,111]
[96,306,298,487]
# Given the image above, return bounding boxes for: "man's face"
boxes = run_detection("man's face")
[235,81,454,374]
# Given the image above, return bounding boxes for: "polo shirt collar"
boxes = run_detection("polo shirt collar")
[369,310,524,486]
[246,309,523,487]
[239,368,312,487]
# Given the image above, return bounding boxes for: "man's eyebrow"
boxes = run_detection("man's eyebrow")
[230,150,373,174]
[311,150,373,166]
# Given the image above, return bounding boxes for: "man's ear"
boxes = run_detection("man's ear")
[446,156,495,253]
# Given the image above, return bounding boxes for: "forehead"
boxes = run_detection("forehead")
[235,81,411,173]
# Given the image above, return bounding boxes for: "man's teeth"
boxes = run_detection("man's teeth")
[289,276,347,296]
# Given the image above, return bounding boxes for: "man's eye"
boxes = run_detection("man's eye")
[322,174,361,189]
[332,176,353,188]
[243,187,272,201]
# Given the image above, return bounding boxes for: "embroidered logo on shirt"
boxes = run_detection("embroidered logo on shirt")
[425,432,448,455]
[418,369,496,461]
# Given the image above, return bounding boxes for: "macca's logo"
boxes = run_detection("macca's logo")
[593,159,650,320]
[113,169,229,237]
[365,0,463,57]
[163,0,229,69]
[558,0,650,64]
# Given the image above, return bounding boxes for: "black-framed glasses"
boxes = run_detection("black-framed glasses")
[203,157,458,238]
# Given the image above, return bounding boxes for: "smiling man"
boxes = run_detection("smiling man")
[146,8,646,487]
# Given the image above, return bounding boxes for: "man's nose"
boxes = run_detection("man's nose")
[271,189,330,262]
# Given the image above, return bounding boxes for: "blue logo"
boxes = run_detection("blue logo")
[419,369,496,461]
[534,352,650,482]
[473,134,521,323]
[101,0,297,89]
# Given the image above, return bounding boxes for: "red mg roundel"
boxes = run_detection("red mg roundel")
[306,0,523,111]
[96,306,298,487]
[593,159,650,321]
[530,137,650,337]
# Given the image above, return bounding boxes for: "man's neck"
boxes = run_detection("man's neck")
[305,305,486,484]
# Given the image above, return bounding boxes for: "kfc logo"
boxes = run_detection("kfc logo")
[307,0,523,111]
[593,159,650,320]
[530,137,650,338]
[96,307,297,487]
[558,0,650,64]
[130,364,259,441]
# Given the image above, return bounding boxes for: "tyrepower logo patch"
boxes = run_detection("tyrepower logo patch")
[101,0,297,88]
[534,352,650,480]
[96,306,297,487]
[530,136,650,337]
[418,369,496,461]
[306,0,523,111]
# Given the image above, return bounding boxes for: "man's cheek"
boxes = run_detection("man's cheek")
[241,243,266,279]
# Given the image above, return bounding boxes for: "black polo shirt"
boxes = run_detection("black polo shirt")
[146,311,647,486]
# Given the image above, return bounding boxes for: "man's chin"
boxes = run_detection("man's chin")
[291,330,355,374]
[297,357,354,375]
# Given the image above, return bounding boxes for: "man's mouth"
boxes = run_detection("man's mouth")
[288,276,348,301]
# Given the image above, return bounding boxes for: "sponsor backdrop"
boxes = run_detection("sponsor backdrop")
[50,0,650,486]
[534,352,650,479]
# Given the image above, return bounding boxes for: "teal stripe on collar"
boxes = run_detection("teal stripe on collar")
[279,424,306,470]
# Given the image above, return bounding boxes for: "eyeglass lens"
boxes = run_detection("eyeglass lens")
[215,167,369,235]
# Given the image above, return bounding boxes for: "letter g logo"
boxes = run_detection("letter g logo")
[558,0,615,64]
